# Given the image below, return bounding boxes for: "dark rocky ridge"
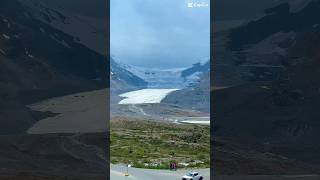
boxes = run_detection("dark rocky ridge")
[0,0,108,178]
[229,0,320,51]
[0,0,108,133]
[213,0,320,174]
[163,72,210,113]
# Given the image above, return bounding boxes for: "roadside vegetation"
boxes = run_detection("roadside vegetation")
[110,117,210,169]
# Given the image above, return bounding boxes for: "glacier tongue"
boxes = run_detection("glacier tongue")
[118,89,179,104]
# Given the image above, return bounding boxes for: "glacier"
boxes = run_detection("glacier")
[118,89,179,104]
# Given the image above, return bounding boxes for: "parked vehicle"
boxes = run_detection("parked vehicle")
[182,172,203,180]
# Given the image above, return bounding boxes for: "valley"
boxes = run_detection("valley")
[110,117,210,169]
[110,58,211,171]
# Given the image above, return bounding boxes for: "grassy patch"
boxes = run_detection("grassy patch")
[110,117,210,169]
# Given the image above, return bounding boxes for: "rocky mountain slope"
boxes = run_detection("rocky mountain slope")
[162,72,210,113]
[213,0,320,174]
[0,0,108,178]
[110,58,147,93]
[162,61,210,112]
[0,0,108,134]
[18,0,107,54]
[213,0,318,88]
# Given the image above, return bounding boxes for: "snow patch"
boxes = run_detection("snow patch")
[181,120,210,125]
[0,48,6,55]
[184,72,202,86]
[25,48,34,58]
[118,89,179,104]
[39,27,45,33]
[50,34,71,48]
[13,34,21,39]
[2,34,10,39]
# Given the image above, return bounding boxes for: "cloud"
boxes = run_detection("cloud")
[111,0,210,68]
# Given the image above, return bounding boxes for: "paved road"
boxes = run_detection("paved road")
[213,175,320,180]
[110,165,210,180]
[111,165,320,180]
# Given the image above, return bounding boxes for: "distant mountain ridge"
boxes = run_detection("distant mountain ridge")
[111,58,210,90]
[181,59,209,78]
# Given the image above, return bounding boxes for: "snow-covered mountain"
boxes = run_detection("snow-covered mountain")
[111,58,210,89]
[109,58,210,112]
[181,58,210,87]
[110,58,147,93]
[123,65,185,88]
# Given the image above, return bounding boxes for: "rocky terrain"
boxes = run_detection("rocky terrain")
[212,0,320,175]
[0,0,108,132]
[0,0,108,178]
[163,71,210,113]
[110,58,147,94]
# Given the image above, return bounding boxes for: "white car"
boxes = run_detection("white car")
[182,172,203,180]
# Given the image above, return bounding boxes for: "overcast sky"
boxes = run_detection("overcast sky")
[111,0,210,68]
